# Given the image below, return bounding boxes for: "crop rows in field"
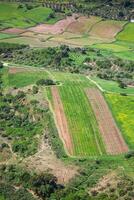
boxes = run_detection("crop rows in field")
[51,79,106,156]
[86,88,128,155]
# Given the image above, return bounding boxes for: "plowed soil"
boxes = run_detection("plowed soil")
[86,88,128,155]
[28,15,77,34]
[1,28,26,34]
[51,86,73,155]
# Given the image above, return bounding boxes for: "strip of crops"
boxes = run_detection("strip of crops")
[57,80,106,156]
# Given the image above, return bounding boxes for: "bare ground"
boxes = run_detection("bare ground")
[23,136,77,184]
[51,86,73,155]
[86,88,128,155]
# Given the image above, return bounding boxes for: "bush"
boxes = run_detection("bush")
[32,86,38,94]
[36,79,56,86]
[125,151,134,159]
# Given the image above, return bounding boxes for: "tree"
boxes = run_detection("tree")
[0,62,3,68]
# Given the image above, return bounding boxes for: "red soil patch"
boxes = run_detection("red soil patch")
[29,15,78,34]
[86,88,128,155]
[51,86,73,155]
[9,67,31,74]
[1,28,26,35]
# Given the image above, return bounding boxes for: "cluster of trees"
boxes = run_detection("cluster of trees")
[0,165,61,200]
[36,79,56,86]
[0,86,46,157]
[1,43,133,84]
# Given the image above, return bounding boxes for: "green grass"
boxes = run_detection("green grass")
[117,23,134,43]
[8,69,49,87]
[114,51,134,61]
[0,33,17,40]
[106,94,134,150]
[0,3,62,29]
[48,72,106,156]
[92,77,134,95]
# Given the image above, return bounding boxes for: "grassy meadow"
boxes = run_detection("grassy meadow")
[92,77,134,95]
[0,3,62,29]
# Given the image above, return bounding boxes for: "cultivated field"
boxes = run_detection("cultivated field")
[106,94,134,150]
[92,77,134,95]
[66,16,101,34]
[89,20,126,41]
[51,86,73,155]
[29,15,77,34]
[0,3,62,29]
[117,23,134,43]
[86,88,128,155]
[48,73,106,156]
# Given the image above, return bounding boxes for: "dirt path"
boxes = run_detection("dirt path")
[86,88,128,155]
[51,86,73,155]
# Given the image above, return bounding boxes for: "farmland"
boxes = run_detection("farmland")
[0,3,63,29]
[48,72,106,156]
[106,94,134,150]
[86,88,128,155]
[0,1,134,199]
[91,77,134,95]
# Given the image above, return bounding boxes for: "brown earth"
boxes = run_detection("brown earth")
[86,88,128,155]
[89,171,119,195]
[9,67,32,74]
[28,15,78,34]
[23,136,77,184]
[1,28,26,34]
[89,20,126,39]
[51,86,73,155]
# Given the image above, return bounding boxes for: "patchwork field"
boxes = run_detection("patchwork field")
[86,88,128,155]
[89,20,126,40]
[48,73,106,156]
[66,16,101,34]
[0,3,62,29]
[4,66,133,158]
[28,15,77,34]
[106,94,134,150]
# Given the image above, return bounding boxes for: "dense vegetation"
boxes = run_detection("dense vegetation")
[0,67,65,158]
[0,2,64,29]
[0,156,134,200]
[1,43,133,86]
[1,0,133,21]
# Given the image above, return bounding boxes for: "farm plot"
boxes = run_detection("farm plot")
[8,68,49,88]
[29,15,77,34]
[117,23,134,43]
[86,88,128,155]
[49,75,106,156]
[51,86,73,155]
[92,77,134,95]
[89,20,126,41]
[66,16,101,34]
[106,94,134,150]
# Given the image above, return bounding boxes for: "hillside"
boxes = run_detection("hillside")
[0,1,134,200]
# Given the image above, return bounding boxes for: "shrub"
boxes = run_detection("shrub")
[36,79,56,86]
[125,151,134,159]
